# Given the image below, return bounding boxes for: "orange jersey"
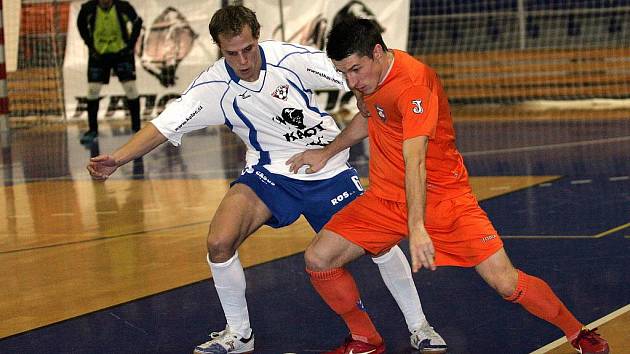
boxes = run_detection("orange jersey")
[363,50,471,203]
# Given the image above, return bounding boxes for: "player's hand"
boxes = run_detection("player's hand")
[87,154,119,181]
[409,226,436,272]
[286,149,328,174]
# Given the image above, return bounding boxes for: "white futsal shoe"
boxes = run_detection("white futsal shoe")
[410,323,448,353]
[193,326,254,354]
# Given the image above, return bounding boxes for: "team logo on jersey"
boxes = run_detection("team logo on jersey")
[271,84,289,101]
[411,99,424,114]
[375,104,386,122]
[274,107,306,129]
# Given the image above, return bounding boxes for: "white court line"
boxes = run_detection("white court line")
[489,185,511,190]
[463,136,630,157]
[139,209,161,213]
[530,303,630,353]
[610,176,629,181]
[570,179,592,185]
[3,137,628,184]
[502,235,595,239]
[504,222,630,239]
[95,210,118,215]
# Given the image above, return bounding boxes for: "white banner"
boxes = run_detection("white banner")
[63,0,410,120]
[248,0,409,52]
[63,0,221,120]
[246,0,410,116]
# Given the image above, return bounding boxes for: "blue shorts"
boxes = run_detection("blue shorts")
[232,166,364,232]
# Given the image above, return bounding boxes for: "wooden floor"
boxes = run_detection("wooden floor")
[535,305,630,354]
[0,120,628,353]
[1,175,559,339]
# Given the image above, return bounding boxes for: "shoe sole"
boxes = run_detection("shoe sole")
[418,349,447,354]
[193,349,254,354]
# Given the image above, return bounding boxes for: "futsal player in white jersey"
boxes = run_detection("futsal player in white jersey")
[87,5,446,354]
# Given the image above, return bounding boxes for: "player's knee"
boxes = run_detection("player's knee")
[206,232,237,263]
[304,245,334,272]
[491,269,519,297]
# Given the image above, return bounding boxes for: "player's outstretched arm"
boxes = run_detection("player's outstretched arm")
[87,123,167,180]
[287,112,368,174]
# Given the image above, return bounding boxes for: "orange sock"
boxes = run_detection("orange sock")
[307,267,383,345]
[505,270,583,339]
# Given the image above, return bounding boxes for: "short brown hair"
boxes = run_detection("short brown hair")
[327,18,387,61]
[209,5,261,45]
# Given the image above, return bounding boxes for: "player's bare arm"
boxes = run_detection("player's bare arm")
[403,135,436,272]
[87,123,167,180]
[287,111,369,173]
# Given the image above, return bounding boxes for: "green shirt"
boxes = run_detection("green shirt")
[93,5,126,54]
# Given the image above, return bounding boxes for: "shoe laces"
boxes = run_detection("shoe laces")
[210,327,239,340]
[197,333,221,349]
[196,327,239,349]
[575,328,603,345]
[413,324,440,340]
[209,329,226,340]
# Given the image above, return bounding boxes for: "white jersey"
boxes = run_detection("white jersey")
[151,40,350,180]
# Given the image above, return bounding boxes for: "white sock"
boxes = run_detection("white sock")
[208,252,252,338]
[372,245,428,332]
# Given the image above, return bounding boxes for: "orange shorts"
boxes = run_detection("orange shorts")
[324,191,503,267]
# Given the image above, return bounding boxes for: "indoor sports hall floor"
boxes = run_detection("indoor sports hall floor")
[0,114,628,354]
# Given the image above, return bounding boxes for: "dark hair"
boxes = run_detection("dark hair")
[326,18,387,61]
[209,5,260,45]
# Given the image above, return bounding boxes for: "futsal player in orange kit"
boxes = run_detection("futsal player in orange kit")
[287,18,610,354]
